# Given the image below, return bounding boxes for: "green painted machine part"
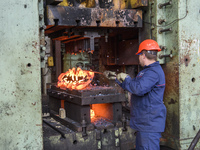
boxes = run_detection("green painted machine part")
[142,0,200,149]
[63,52,90,72]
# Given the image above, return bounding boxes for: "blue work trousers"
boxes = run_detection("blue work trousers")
[135,131,161,150]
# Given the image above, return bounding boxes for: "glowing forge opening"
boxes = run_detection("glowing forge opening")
[90,104,113,124]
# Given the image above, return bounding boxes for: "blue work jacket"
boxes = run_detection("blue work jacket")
[116,61,166,132]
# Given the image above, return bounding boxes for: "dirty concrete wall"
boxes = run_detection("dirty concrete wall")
[0,1,43,150]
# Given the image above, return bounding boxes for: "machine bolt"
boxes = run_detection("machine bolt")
[69,96,74,100]
[39,14,44,20]
[151,12,154,18]
[158,0,172,9]
[159,53,173,59]
[40,25,46,30]
[160,45,167,51]
[159,28,172,34]
[63,94,68,98]
[158,19,166,25]
[40,45,46,51]
[57,92,61,97]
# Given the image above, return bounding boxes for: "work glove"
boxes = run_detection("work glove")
[103,71,116,80]
[116,73,128,83]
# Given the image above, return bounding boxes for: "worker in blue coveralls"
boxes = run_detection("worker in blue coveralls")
[104,39,166,150]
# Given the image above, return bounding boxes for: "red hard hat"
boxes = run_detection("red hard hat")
[136,39,161,55]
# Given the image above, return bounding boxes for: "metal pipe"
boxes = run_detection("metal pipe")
[158,1,172,9]
[83,70,103,75]
[188,129,200,150]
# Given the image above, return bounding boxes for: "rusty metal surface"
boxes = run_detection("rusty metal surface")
[98,28,139,66]
[48,86,126,105]
[58,0,96,8]
[50,110,95,132]
[43,118,136,150]
[46,0,63,5]
[56,0,147,9]
[120,0,148,9]
[45,5,142,27]
[92,117,114,129]
[43,117,72,136]
[118,39,139,65]
[45,25,69,35]
[48,85,125,131]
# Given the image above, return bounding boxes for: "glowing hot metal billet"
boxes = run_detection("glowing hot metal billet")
[57,67,94,90]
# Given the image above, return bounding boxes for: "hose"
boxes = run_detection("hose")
[188,129,200,150]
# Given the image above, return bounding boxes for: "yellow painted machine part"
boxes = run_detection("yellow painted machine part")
[59,0,96,8]
[120,0,147,9]
[48,56,54,67]
[59,0,145,8]
[59,0,69,6]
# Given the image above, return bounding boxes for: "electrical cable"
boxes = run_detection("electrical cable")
[143,0,188,27]
[188,129,200,150]
[43,68,51,76]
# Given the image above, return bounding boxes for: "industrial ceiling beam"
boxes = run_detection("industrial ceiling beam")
[45,5,143,28]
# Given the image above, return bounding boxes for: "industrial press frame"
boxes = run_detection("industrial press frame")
[0,0,200,150]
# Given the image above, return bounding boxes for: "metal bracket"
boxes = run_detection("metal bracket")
[81,118,87,137]
[95,129,101,140]
[122,114,127,131]
[84,31,101,51]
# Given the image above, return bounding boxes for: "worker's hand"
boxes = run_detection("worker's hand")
[103,71,116,80]
[116,73,128,83]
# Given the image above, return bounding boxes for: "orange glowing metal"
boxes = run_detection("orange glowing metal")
[57,67,94,90]
[90,109,95,120]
